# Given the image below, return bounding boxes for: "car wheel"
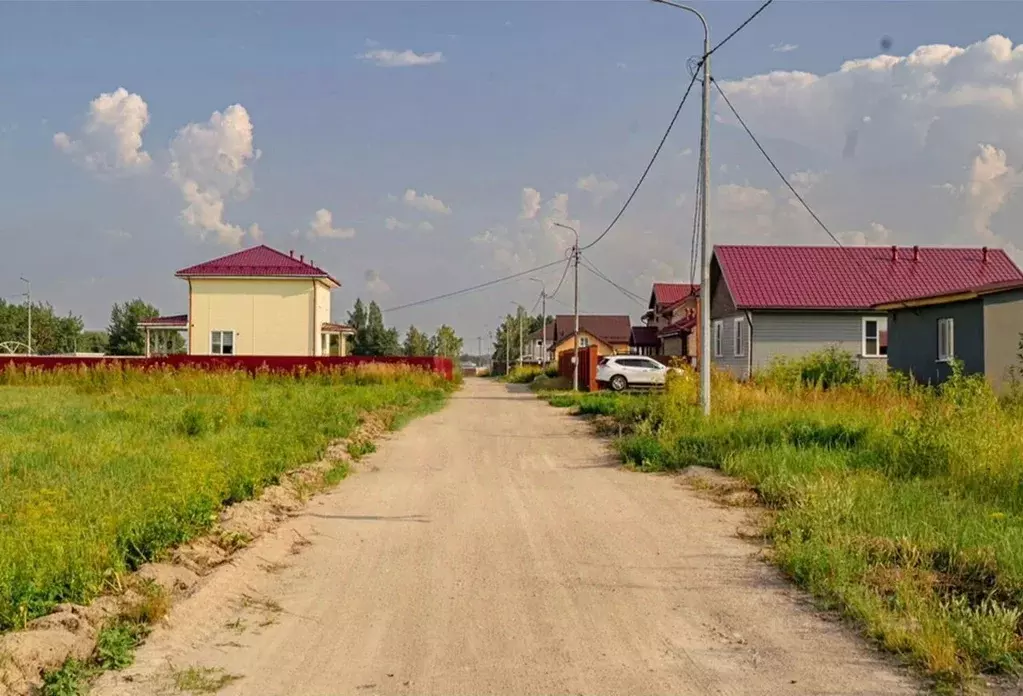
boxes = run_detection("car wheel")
[610,374,627,392]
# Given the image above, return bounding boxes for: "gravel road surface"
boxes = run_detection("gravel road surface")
[95,378,918,696]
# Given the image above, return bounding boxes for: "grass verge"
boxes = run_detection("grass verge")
[541,361,1023,689]
[0,364,452,633]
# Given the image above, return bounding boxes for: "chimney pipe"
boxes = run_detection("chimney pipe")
[290,250,294,258]
[983,246,989,263]
[913,245,919,262]
[300,254,304,263]
[891,245,898,262]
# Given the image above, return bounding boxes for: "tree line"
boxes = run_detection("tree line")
[0,295,464,360]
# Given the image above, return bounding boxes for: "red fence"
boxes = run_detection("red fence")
[557,345,599,392]
[0,355,454,380]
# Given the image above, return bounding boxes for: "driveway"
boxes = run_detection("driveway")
[95,378,918,696]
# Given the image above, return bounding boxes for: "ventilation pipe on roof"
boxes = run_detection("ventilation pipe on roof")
[891,245,898,262]
[983,246,989,263]
[289,250,294,258]
[300,254,304,263]
[913,245,919,262]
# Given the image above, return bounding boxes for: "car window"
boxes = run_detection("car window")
[642,359,664,369]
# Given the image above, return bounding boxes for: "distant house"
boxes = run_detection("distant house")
[641,282,699,357]
[548,315,631,360]
[710,245,1023,379]
[523,322,556,364]
[142,245,355,357]
[628,326,659,356]
[877,279,1023,393]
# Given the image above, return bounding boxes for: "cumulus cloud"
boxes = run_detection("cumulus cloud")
[716,184,775,213]
[771,43,798,53]
[307,209,356,239]
[365,269,390,293]
[576,174,620,203]
[418,221,435,232]
[520,187,541,220]
[967,144,1020,250]
[54,87,151,173]
[841,221,893,246]
[402,188,451,214]
[358,49,444,67]
[168,104,261,247]
[384,216,410,231]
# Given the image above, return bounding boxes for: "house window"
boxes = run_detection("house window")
[579,336,590,348]
[713,320,723,358]
[938,318,954,362]
[211,330,234,356]
[862,317,888,357]
[733,317,745,357]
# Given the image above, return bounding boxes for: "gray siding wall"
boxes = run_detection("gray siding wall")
[887,299,984,386]
[983,289,1023,392]
[712,312,751,378]
[748,312,888,376]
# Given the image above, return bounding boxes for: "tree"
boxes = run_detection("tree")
[403,326,431,356]
[380,327,402,356]
[78,330,109,354]
[490,312,548,373]
[430,325,463,360]
[107,299,160,356]
[0,299,83,354]
[347,299,370,355]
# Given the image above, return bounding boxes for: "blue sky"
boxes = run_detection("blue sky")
[3,1,1023,343]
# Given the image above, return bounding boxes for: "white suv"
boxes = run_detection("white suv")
[596,356,669,391]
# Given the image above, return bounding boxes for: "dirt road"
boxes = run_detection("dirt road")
[96,379,918,696]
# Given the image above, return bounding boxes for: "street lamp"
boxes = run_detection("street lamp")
[530,277,547,368]
[19,277,30,355]
[651,0,712,414]
[552,222,580,391]
[509,301,524,368]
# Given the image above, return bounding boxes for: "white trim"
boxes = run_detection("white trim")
[861,316,887,358]
[211,329,235,356]
[937,317,954,362]
[713,320,723,358]
[733,317,745,357]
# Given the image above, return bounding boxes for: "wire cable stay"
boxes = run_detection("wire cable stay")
[579,256,647,306]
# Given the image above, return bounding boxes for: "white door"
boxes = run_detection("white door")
[619,358,653,385]
[640,358,668,385]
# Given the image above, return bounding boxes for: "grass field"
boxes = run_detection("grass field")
[542,361,1023,688]
[0,365,452,633]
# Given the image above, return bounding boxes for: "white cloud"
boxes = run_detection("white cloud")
[384,216,410,231]
[771,43,799,53]
[576,173,620,203]
[307,208,356,239]
[841,221,893,246]
[365,269,390,293]
[168,104,261,247]
[402,188,451,214]
[103,228,131,240]
[418,221,435,232]
[358,49,444,68]
[716,184,775,213]
[967,144,1020,250]
[788,170,824,192]
[520,187,541,220]
[54,87,151,173]
[680,147,693,157]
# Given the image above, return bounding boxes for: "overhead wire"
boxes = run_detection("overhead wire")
[579,256,646,306]
[702,0,774,64]
[547,254,574,301]
[580,69,700,252]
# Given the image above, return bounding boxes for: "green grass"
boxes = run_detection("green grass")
[541,360,1023,687]
[0,364,451,632]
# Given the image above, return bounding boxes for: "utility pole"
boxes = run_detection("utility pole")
[488,330,493,371]
[530,277,547,367]
[554,222,581,391]
[477,336,482,366]
[19,277,30,355]
[653,0,711,415]
[505,320,510,375]
[518,306,524,368]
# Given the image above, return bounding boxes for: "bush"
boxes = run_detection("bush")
[761,347,861,389]
[506,365,543,384]
[543,364,559,378]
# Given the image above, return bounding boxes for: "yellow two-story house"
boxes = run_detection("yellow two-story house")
[145,245,353,357]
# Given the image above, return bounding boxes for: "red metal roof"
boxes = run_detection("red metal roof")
[715,245,1023,310]
[629,326,659,347]
[877,278,1023,307]
[137,314,188,328]
[176,245,340,286]
[659,315,697,338]
[552,315,631,345]
[650,282,698,309]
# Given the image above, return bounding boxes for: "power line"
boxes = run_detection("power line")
[383,259,565,313]
[579,256,646,307]
[703,0,774,63]
[547,254,573,301]
[712,77,844,248]
[581,69,700,252]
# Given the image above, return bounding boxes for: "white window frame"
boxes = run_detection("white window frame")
[733,317,745,357]
[861,316,887,358]
[211,330,235,356]
[713,320,723,358]
[579,335,590,348]
[937,318,954,363]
